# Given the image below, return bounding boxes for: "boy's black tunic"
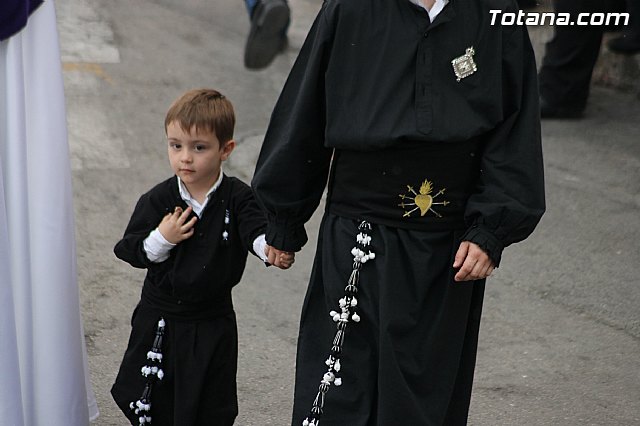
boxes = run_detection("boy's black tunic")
[111,175,265,426]
[252,0,545,425]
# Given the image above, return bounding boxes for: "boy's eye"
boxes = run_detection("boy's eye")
[170,143,181,150]
[194,145,208,152]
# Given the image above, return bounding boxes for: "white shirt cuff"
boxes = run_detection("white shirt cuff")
[253,234,269,263]
[143,228,176,263]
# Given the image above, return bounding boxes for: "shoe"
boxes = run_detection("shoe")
[539,96,584,119]
[244,0,290,70]
[607,34,640,54]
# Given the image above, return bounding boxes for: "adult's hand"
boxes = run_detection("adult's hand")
[453,241,494,282]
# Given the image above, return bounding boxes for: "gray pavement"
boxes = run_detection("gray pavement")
[56,1,640,425]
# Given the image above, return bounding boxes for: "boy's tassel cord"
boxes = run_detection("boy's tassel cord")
[129,317,166,425]
[302,221,375,426]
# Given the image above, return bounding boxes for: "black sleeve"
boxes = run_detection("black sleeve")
[231,179,268,258]
[113,193,165,269]
[461,23,546,267]
[251,2,337,252]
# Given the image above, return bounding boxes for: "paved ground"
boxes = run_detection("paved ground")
[56,1,639,425]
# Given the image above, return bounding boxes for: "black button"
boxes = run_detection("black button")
[423,32,428,38]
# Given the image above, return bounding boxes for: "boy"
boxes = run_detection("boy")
[252,0,545,425]
[111,89,293,425]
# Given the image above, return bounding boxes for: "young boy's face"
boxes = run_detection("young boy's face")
[166,121,235,193]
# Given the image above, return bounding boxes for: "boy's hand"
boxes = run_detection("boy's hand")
[158,206,197,244]
[265,245,295,269]
[453,241,495,282]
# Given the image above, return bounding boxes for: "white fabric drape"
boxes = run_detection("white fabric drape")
[0,1,98,424]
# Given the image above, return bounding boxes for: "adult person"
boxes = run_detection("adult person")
[538,0,625,118]
[0,0,98,423]
[252,0,546,424]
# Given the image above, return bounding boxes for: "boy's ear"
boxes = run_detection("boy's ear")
[220,139,236,161]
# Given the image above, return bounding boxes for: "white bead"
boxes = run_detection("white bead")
[139,417,146,424]
[158,318,165,327]
[340,312,349,320]
[222,231,229,238]
[303,420,310,426]
[323,372,335,382]
[130,402,135,410]
[156,353,163,361]
[351,298,358,307]
[351,247,358,256]
[352,313,361,322]
[369,251,376,259]
[335,359,341,371]
[157,369,164,380]
[332,313,341,322]
[335,377,342,386]
[339,298,347,308]
[329,310,337,317]
[147,351,155,360]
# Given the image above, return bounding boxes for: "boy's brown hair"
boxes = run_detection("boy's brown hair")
[164,88,235,147]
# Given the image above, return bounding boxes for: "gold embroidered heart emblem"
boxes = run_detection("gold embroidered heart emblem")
[398,179,449,218]
[414,193,433,216]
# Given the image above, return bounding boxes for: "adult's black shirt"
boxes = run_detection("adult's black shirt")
[252,0,545,263]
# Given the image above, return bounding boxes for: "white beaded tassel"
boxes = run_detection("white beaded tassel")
[130,317,165,425]
[303,221,375,426]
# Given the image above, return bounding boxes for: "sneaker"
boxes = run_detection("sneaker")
[244,0,290,70]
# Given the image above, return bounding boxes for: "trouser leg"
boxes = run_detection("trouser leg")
[538,0,605,111]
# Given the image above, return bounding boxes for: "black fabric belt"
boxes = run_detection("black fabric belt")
[140,282,233,321]
[327,139,482,231]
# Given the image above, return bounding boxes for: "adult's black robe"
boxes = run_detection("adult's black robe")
[111,175,265,425]
[252,0,545,425]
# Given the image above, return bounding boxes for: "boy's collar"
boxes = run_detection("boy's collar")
[409,0,450,18]
[176,169,224,202]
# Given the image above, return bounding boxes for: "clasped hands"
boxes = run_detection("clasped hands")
[264,245,295,270]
